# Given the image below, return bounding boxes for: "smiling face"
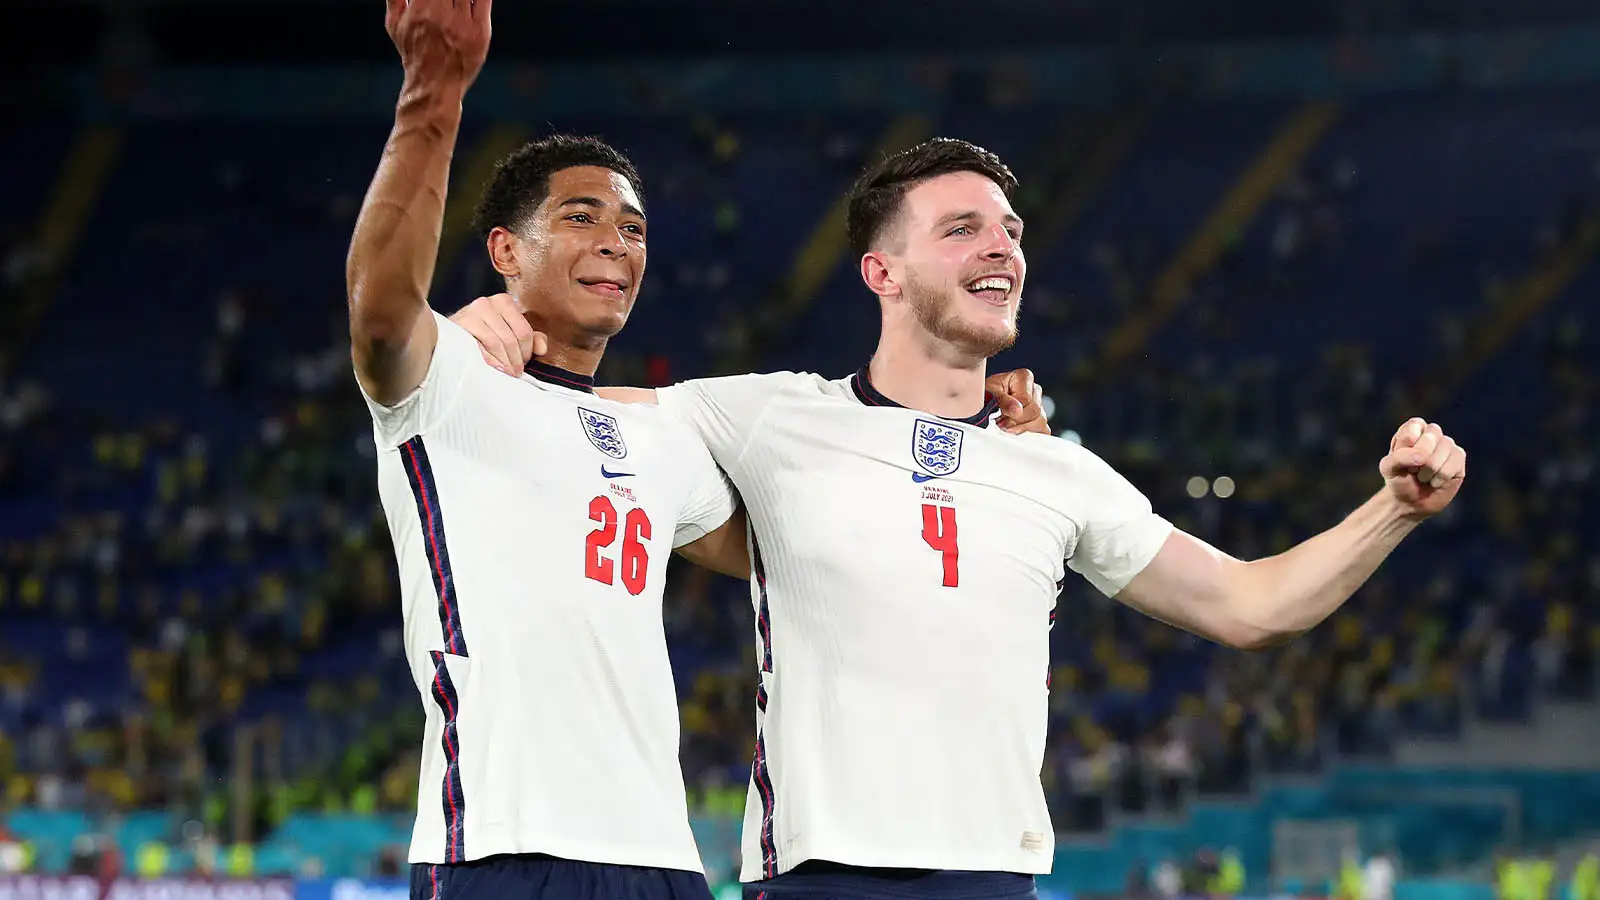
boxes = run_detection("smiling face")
[487,165,647,346]
[868,170,1025,358]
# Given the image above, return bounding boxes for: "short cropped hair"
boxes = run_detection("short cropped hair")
[470,134,644,238]
[844,137,1018,258]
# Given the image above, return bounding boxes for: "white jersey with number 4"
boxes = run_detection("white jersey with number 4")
[656,369,1173,880]
[360,313,736,872]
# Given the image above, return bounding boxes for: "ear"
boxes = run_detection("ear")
[486,227,521,279]
[860,251,899,300]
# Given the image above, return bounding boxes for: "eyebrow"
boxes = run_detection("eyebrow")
[935,210,1023,230]
[557,196,647,221]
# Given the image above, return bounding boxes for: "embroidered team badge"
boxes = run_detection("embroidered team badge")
[578,408,628,459]
[912,418,964,480]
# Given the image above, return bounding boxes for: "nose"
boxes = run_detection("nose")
[980,223,1017,261]
[595,225,627,258]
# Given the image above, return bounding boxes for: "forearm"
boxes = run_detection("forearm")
[346,84,464,371]
[1235,490,1419,641]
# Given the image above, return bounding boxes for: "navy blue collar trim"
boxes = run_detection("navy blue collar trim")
[524,360,595,393]
[849,366,998,428]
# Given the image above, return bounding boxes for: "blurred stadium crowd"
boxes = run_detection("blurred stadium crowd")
[0,27,1598,892]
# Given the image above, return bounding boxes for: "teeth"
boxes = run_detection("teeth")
[968,276,1012,292]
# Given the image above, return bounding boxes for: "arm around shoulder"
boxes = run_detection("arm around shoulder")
[675,508,752,580]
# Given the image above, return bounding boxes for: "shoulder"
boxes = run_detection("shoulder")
[680,370,834,395]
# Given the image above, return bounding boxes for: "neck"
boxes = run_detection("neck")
[867,324,989,419]
[523,312,607,377]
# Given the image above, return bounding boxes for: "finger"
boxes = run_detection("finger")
[1420,436,1456,488]
[1006,368,1037,403]
[1392,417,1426,452]
[478,347,511,375]
[457,302,520,371]
[997,392,1025,420]
[486,293,534,362]
[1448,446,1467,481]
[482,315,524,372]
[1408,432,1438,468]
[529,331,549,357]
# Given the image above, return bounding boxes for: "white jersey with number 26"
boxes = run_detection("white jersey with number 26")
[360,314,736,872]
[657,369,1173,881]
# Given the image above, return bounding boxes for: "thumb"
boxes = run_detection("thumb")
[529,332,549,358]
[1379,449,1421,480]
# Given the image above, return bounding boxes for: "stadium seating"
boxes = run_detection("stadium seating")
[0,73,1595,887]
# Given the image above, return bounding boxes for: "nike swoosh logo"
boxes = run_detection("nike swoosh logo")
[911,472,938,483]
[601,467,635,479]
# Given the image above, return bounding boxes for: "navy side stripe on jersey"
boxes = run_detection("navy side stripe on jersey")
[751,534,778,877]
[401,435,469,862]
[753,535,773,673]
[401,437,469,656]
[752,732,778,878]
[429,650,468,863]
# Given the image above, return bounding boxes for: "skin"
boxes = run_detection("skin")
[481,165,648,374]
[462,164,1467,650]
[345,0,748,577]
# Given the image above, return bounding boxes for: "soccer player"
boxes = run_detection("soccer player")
[347,2,758,898]
[456,136,1467,900]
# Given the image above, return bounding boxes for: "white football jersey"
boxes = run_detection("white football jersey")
[360,313,736,872]
[656,368,1173,880]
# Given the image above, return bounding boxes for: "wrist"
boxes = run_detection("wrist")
[1371,489,1425,530]
[396,79,468,120]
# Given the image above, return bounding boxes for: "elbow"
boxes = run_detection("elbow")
[1221,623,1301,652]
[347,277,426,355]
[1214,563,1303,651]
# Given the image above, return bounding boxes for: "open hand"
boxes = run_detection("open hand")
[450,292,548,375]
[1380,417,1466,520]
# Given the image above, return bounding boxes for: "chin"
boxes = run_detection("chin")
[585,309,631,339]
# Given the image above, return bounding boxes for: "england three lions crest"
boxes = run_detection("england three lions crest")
[578,408,628,459]
[912,418,964,478]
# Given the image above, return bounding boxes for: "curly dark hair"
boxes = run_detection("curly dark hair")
[844,137,1018,258]
[469,134,644,238]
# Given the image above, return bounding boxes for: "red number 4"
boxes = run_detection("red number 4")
[921,503,959,588]
[585,496,653,596]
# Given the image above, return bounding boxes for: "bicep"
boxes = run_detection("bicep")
[1113,529,1261,647]
[674,508,751,579]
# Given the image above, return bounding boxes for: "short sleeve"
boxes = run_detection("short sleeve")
[671,434,739,549]
[357,311,483,447]
[655,372,806,468]
[1062,445,1175,597]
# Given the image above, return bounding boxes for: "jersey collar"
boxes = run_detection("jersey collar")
[524,360,595,393]
[849,365,998,428]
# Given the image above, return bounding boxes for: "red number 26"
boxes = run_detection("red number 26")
[585,496,652,595]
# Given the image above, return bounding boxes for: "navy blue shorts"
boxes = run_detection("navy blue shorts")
[741,861,1038,900]
[411,854,714,900]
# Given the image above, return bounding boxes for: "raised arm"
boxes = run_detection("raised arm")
[1115,418,1465,650]
[348,0,491,406]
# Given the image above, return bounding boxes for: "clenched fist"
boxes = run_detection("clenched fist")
[1380,417,1466,520]
[385,0,492,93]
